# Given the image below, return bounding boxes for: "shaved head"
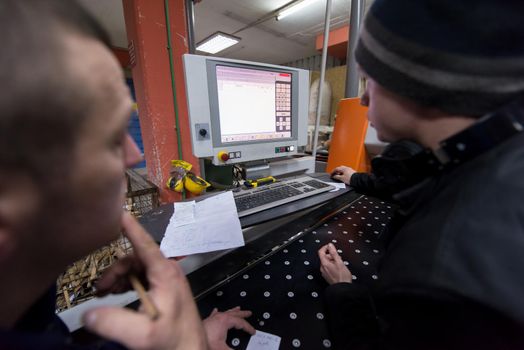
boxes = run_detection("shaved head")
[0,0,111,181]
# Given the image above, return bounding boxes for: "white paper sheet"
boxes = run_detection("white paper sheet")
[246,330,281,350]
[160,191,245,257]
[171,200,196,226]
[322,181,347,192]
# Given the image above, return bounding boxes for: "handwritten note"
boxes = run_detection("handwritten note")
[246,330,281,350]
[160,191,245,257]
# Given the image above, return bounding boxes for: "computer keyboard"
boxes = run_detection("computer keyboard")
[233,175,335,217]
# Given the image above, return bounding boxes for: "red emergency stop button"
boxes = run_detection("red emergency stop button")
[218,151,229,162]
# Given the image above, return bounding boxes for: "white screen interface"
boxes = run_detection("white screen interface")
[216,65,292,143]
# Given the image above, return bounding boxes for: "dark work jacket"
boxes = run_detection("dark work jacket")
[325,131,524,349]
[350,172,385,198]
[349,140,430,200]
[0,286,126,350]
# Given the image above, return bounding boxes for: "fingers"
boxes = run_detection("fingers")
[318,244,338,266]
[318,244,328,255]
[330,166,354,185]
[226,309,252,319]
[121,212,182,283]
[95,256,136,296]
[213,307,252,320]
[83,307,151,350]
[121,212,164,266]
[326,243,343,264]
[318,247,331,266]
[219,312,256,335]
[318,244,330,262]
[211,307,255,334]
[227,316,256,335]
[320,265,334,285]
[330,166,346,175]
[331,174,343,182]
[320,265,327,278]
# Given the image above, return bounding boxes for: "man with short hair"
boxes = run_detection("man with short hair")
[0,1,253,349]
[319,0,524,349]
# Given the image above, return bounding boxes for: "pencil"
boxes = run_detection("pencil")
[114,248,159,320]
[129,274,160,320]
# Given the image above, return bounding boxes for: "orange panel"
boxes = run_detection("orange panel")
[315,25,350,60]
[326,98,370,174]
[315,25,349,49]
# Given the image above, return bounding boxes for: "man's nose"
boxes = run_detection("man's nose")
[124,133,143,167]
[360,90,370,107]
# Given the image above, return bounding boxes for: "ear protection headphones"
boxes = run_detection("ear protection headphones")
[370,97,524,192]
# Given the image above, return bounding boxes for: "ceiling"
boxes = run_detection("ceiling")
[78,0,371,65]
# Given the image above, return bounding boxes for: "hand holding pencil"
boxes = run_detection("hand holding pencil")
[83,212,207,350]
[104,246,159,320]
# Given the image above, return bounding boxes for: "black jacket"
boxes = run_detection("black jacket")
[326,131,524,349]
[0,286,126,350]
[349,140,431,200]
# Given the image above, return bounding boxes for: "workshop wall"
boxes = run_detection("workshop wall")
[311,65,347,126]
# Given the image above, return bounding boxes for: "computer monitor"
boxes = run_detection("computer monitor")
[183,54,309,166]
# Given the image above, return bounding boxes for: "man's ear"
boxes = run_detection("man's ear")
[0,224,16,265]
[0,172,41,264]
[0,196,17,265]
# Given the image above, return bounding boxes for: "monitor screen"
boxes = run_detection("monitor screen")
[215,65,292,143]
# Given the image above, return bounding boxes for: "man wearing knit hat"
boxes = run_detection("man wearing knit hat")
[318,0,524,348]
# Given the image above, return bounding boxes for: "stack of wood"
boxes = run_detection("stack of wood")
[55,236,133,312]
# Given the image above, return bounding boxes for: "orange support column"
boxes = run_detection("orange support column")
[122,0,199,203]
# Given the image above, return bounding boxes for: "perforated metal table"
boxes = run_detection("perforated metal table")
[190,194,395,349]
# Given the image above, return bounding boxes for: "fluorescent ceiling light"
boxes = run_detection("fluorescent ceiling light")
[196,32,240,54]
[277,0,322,21]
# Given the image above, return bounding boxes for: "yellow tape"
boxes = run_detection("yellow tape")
[171,160,192,171]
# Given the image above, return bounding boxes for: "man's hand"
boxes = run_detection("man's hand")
[330,166,356,185]
[83,212,207,350]
[318,243,353,285]
[203,306,255,350]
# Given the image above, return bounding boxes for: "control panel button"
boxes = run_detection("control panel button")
[275,146,296,153]
[218,151,229,162]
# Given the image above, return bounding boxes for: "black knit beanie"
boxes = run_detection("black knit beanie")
[355,0,524,117]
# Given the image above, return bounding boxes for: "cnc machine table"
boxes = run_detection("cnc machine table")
[191,195,395,349]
